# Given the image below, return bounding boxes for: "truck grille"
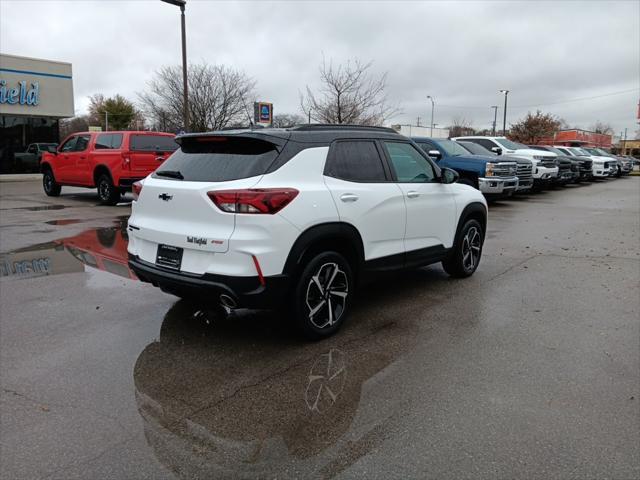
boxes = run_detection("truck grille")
[540,159,556,168]
[516,163,533,180]
[494,163,517,177]
[580,159,592,171]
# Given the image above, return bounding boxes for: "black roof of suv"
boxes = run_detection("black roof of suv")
[176,124,406,146]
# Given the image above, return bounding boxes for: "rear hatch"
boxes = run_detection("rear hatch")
[128,133,179,174]
[128,134,287,274]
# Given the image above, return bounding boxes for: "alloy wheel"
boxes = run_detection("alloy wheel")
[462,226,481,272]
[305,262,349,329]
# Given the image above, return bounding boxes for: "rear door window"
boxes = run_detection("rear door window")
[325,140,387,182]
[95,133,123,150]
[155,136,280,182]
[130,135,178,152]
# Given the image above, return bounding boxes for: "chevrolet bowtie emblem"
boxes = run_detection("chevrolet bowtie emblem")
[158,193,173,201]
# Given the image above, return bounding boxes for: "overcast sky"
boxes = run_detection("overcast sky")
[2,0,639,135]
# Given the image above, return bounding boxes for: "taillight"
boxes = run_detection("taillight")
[132,181,143,201]
[207,188,299,214]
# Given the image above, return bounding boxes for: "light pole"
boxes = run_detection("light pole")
[491,105,498,136]
[427,95,435,137]
[499,90,509,136]
[161,0,189,132]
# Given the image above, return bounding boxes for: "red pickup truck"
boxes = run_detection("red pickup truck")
[41,131,178,205]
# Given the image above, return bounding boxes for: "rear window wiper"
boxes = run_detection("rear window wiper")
[155,170,184,180]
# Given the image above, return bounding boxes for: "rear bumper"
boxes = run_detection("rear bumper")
[478,176,518,194]
[129,255,290,309]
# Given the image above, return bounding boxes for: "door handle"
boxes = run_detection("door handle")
[155,156,165,162]
[340,193,359,202]
[407,191,420,198]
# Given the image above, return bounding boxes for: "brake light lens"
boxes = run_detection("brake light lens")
[132,181,143,201]
[207,188,299,214]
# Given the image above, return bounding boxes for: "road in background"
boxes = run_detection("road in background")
[1,179,638,479]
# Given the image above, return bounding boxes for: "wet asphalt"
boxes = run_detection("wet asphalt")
[0,178,638,480]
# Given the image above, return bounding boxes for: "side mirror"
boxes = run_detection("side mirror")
[428,149,442,160]
[491,146,503,155]
[441,167,459,184]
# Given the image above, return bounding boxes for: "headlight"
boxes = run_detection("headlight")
[485,162,495,177]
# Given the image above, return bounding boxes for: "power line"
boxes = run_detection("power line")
[433,88,639,110]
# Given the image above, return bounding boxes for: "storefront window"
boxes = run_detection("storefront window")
[0,115,60,174]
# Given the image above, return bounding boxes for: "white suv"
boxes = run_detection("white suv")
[452,136,559,188]
[127,126,488,338]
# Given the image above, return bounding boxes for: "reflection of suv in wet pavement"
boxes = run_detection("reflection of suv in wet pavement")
[134,300,418,478]
[127,125,488,338]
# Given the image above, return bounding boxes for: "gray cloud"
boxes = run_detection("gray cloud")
[1,0,638,134]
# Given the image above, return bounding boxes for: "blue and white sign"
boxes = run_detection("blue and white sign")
[254,101,273,125]
[0,80,39,106]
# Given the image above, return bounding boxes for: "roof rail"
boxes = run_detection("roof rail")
[290,124,398,134]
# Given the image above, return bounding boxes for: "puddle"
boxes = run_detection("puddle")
[0,220,135,281]
[21,204,66,211]
[45,219,84,225]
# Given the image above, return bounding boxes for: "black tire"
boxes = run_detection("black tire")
[42,168,61,197]
[291,251,353,340]
[97,173,121,205]
[442,219,484,278]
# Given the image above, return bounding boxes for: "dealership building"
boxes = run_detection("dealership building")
[0,53,74,174]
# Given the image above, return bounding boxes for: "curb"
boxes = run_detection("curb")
[0,174,43,183]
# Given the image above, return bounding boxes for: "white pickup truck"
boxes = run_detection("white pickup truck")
[452,136,559,188]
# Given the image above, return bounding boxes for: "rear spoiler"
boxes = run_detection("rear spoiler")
[175,130,290,148]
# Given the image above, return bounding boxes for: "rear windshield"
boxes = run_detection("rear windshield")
[130,134,178,152]
[155,136,280,182]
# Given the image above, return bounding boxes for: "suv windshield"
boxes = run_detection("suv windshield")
[438,140,470,157]
[495,138,525,150]
[155,136,280,182]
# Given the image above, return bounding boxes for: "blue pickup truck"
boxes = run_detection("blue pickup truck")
[411,137,519,197]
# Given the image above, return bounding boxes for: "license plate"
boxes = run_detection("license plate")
[156,244,183,270]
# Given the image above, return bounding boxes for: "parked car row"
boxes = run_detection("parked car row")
[408,135,632,199]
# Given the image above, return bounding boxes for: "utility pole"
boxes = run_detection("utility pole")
[491,105,498,136]
[416,116,421,127]
[105,111,108,132]
[427,96,435,137]
[623,127,628,155]
[499,90,509,136]
[161,0,189,132]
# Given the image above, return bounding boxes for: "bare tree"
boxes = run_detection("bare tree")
[59,116,89,138]
[300,57,398,125]
[447,116,476,137]
[272,113,306,128]
[590,121,614,135]
[139,63,256,132]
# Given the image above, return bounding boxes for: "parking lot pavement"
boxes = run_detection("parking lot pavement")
[1,179,638,480]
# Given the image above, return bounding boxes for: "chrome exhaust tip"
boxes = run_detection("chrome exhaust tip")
[219,294,237,310]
